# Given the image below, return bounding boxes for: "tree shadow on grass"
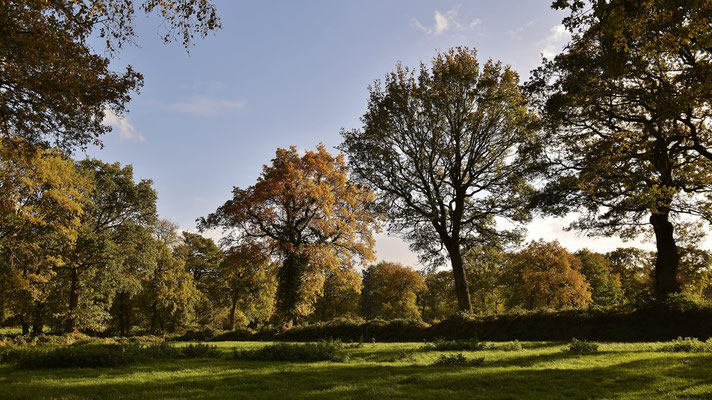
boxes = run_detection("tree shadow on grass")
[2,353,710,400]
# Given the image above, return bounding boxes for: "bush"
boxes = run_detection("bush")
[431,353,484,366]
[1,342,222,369]
[384,349,416,362]
[566,338,599,353]
[498,340,523,351]
[422,337,491,351]
[661,337,712,353]
[181,343,222,358]
[234,340,346,362]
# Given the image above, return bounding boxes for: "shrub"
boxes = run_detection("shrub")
[431,353,484,366]
[661,337,712,353]
[181,343,222,358]
[234,340,345,362]
[2,342,222,369]
[384,349,416,362]
[566,338,599,353]
[499,340,523,351]
[422,337,491,351]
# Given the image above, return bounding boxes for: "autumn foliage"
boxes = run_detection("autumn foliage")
[201,144,379,324]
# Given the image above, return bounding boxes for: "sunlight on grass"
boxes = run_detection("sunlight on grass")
[0,341,710,399]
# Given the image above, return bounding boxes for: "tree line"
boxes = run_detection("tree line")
[2,0,712,334]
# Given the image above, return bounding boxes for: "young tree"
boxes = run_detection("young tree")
[504,240,592,310]
[312,266,362,322]
[527,0,712,299]
[360,262,426,320]
[464,245,507,314]
[1,0,220,150]
[418,270,457,322]
[575,250,624,307]
[140,240,199,334]
[219,243,276,330]
[341,47,539,312]
[200,145,379,325]
[0,139,89,333]
[174,232,224,327]
[605,247,655,304]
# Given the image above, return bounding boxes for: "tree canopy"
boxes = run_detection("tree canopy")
[341,47,539,312]
[200,144,379,324]
[1,0,220,150]
[527,0,712,298]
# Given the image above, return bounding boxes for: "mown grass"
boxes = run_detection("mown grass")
[0,341,710,399]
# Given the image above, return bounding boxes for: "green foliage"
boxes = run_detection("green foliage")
[234,340,346,362]
[576,250,624,307]
[422,338,491,351]
[431,353,484,367]
[360,262,426,320]
[566,339,599,353]
[661,337,712,353]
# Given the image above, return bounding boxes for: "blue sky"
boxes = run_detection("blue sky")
[85,1,660,266]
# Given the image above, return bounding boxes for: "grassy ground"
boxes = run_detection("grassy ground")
[0,341,710,399]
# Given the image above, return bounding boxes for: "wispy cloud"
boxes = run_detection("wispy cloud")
[506,19,537,41]
[539,24,570,59]
[170,96,245,116]
[410,8,481,36]
[103,109,145,142]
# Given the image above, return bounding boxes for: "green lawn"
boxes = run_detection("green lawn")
[0,341,710,399]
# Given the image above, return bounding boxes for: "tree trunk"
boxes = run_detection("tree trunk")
[650,212,681,298]
[117,292,131,337]
[31,303,43,335]
[20,315,29,335]
[228,295,238,330]
[446,242,473,313]
[66,267,79,333]
[276,252,307,325]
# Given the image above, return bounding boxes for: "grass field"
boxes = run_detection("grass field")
[0,341,710,399]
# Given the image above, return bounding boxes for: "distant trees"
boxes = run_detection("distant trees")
[64,159,158,332]
[342,47,539,313]
[503,240,592,310]
[575,250,624,307]
[361,262,426,320]
[219,243,276,330]
[200,145,379,326]
[528,0,712,299]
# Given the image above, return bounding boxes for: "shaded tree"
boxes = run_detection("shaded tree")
[464,244,507,314]
[418,270,457,322]
[312,266,362,322]
[605,247,655,304]
[528,0,712,298]
[341,47,538,312]
[219,243,276,330]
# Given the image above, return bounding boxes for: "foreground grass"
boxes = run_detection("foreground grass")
[0,341,710,399]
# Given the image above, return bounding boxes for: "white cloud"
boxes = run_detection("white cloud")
[410,9,481,36]
[103,109,145,142]
[539,24,570,59]
[171,96,245,116]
